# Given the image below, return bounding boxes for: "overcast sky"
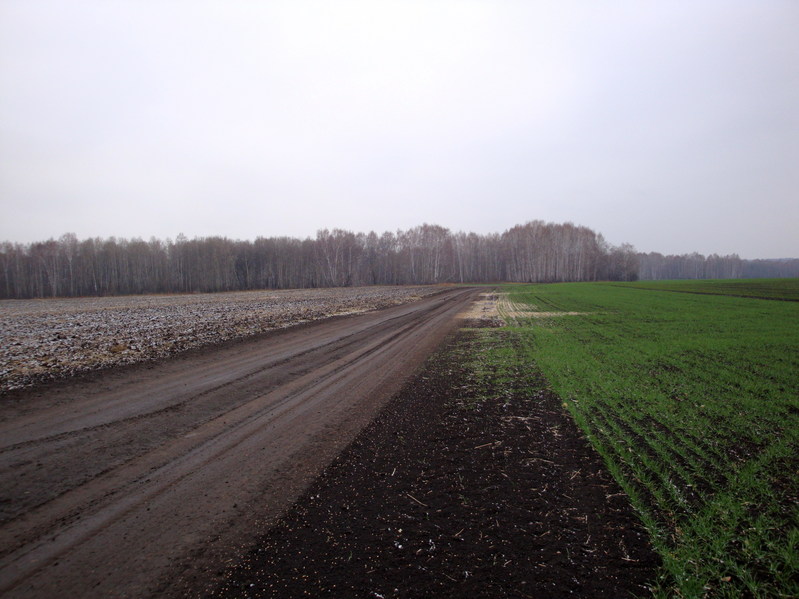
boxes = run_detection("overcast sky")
[1,1,797,258]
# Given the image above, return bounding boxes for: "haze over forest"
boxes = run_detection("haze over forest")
[1,2,797,261]
[2,222,797,299]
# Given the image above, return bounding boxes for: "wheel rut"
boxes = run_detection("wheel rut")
[0,287,480,598]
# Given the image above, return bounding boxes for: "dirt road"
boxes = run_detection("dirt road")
[0,287,480,598]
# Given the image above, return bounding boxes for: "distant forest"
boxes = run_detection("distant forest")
[1,221,797,298]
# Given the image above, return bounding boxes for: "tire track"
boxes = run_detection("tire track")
[0,288,479,598]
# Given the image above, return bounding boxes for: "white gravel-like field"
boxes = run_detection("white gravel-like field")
[0,286,442,393]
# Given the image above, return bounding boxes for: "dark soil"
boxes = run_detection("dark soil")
[209,329,660,598]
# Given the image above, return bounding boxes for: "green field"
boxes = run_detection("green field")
[488,279,798,597]
[612,278,799,301]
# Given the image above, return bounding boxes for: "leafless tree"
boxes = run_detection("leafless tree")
[6,221,776,299]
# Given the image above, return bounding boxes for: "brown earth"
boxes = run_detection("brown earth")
[209,329,660,598]
[0,286,442,393]
[0,287,479,598]
[1,287,659,598]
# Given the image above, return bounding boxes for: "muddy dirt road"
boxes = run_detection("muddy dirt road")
[0,287,480,598]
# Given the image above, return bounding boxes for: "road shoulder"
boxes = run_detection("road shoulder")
[205,328,660,598]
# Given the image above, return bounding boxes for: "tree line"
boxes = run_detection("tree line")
[0,222,638,298]
[638,252,799,281]
[2,223,794,299]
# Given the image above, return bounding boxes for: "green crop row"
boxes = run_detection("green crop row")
[498,281,798,598]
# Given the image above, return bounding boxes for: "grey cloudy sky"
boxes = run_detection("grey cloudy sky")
[1,1,797,258]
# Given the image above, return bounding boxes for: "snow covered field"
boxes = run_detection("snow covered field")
[0,286,441,393]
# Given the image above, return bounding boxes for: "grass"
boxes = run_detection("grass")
[480,279,798,597]
[611,278,799,301]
